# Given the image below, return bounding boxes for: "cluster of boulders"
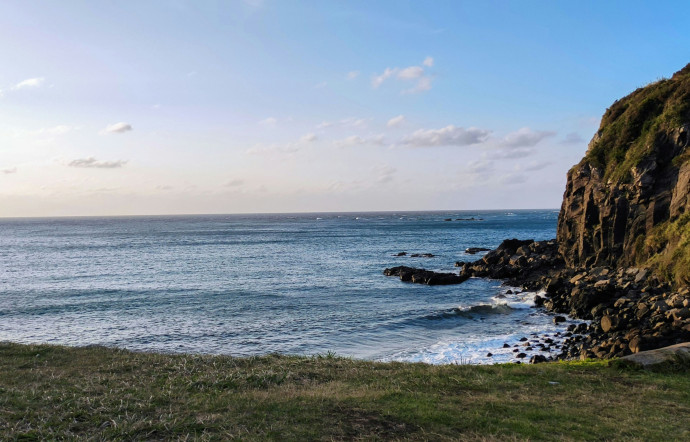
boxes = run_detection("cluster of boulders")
[456,238,564,287]
[383,266,468,285]
[384,236,690,362]
[537,266,690,360]
[459,239,690,360]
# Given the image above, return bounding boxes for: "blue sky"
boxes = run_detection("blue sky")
[1,0,689,216]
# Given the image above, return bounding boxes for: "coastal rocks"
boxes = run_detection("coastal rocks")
[451,233,690,360]
[383,266,469,286]
[529,354,548,364]
[393,252,435,258]
[383,65,690,362]
[385,235,690,360]
[557,64,690,277]
[617,342,690,370]
[547,265,690,360]
[456,238,565,288]
[465,247,491,255]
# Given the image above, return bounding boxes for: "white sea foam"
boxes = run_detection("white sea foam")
[387,288,582,365]
[387,325,573,365]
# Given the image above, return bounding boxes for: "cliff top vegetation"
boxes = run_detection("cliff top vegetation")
[586,63,690,182]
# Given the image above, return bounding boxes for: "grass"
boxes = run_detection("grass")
[1,343,689,440]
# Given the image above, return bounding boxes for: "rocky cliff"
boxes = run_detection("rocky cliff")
[557,63,690,285]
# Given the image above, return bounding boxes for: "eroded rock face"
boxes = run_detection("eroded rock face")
[557,112,690,269]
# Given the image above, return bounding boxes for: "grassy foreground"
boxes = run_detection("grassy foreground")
[1,343,688,441]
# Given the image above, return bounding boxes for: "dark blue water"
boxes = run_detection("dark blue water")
[0,210,571,363]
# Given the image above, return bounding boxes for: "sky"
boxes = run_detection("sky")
[1,0,689,217]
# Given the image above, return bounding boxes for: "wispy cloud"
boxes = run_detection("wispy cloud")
[334,135,366,148]
[373,164,396,183]
[225,179,245,187]
[466,160,494,174]
[103,122,132,134]
[314,81,328,89]
[402,125,491,147]
[347,70,360,80]
[334,134,385,148]
[317,117,368,130]
[246,132,317,155]
[517,160,553,171]
[68,158,127,169]
[2,167,17,174]
[372,68,398,89]
[402,76,432,95]
[300,133,317,142]
[562,132,585,144]
[40,125,73,135]
[372,58,434,94]
[501,127,555,147]
[491,148,535,159]
[13,77,45,89]
[387,115,406,128]
[398,66,424,79]
[259,117,278,126]
[498,173,528,185]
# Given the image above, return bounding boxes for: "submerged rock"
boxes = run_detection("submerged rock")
[465,247,491,255]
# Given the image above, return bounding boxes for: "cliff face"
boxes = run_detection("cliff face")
[557,64,690,284]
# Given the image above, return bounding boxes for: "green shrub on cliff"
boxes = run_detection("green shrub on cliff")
[586,63,690,182]
[644,212,690,285]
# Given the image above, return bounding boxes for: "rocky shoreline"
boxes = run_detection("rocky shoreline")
[383,63,690,363]
[384,238,690,362]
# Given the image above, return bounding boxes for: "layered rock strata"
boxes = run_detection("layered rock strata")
[557,64,690,280]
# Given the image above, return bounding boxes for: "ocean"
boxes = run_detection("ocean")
[0,210,574,364]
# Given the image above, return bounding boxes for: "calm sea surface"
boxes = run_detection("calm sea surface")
[0,210,569,364]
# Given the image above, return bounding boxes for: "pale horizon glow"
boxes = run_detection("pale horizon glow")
[1,1,689,217]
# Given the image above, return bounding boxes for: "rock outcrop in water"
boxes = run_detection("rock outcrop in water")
[383,266,468,285]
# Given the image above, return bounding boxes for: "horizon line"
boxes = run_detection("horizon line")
[0,207,561,221]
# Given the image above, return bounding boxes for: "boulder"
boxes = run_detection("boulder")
[529,355,548,364]
[617,342,690,369]
[601,315,622,333]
